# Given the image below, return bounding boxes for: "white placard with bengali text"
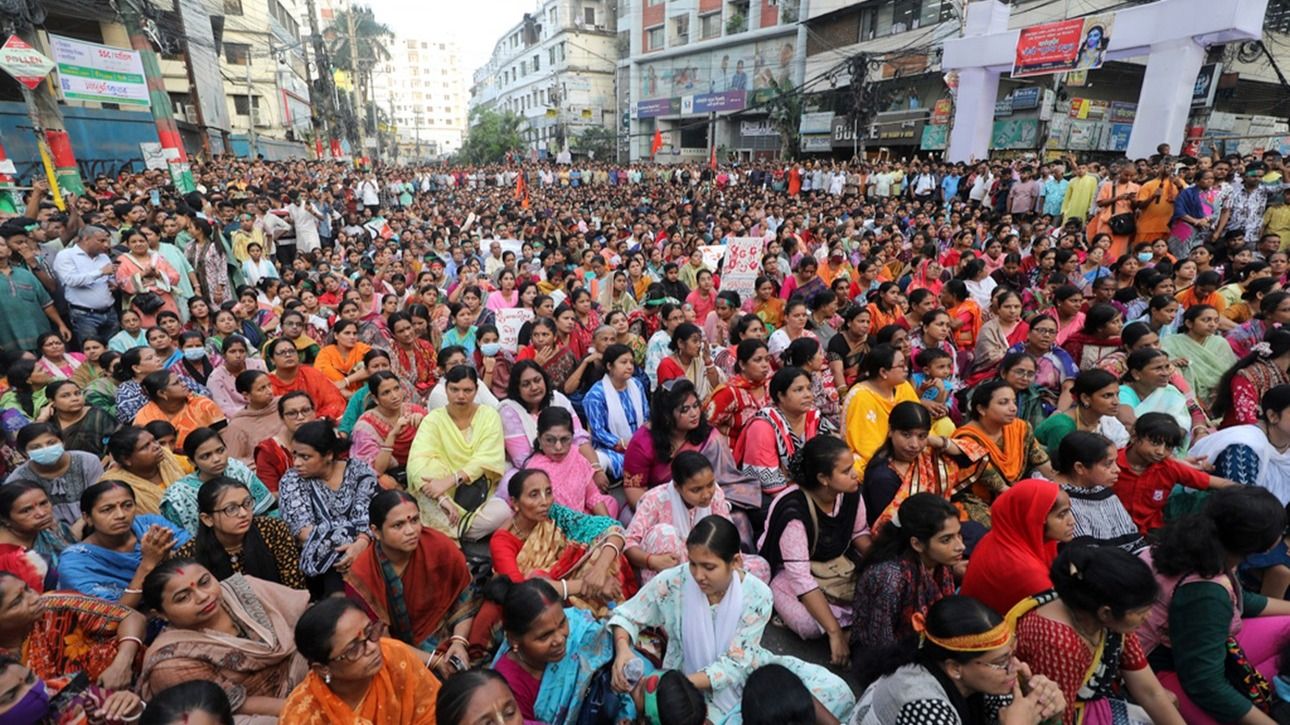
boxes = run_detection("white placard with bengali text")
[698,245,725,273]
[496,307,534,353]
[718,237,765,300]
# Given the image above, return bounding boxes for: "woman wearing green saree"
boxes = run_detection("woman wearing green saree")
[962,352,1053,433]
[1117,348,1206,453]
[1159,304,1236,415]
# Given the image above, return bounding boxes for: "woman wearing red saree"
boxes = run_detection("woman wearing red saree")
[387,312,438,404]
[941,279,983,351]
[965,288,1028,386]
[704,339,772,442]
[907,258,945,297]
[568,288,601,359]
[350,372,427,491]
[490,469,635,618]
[344,490,481,672]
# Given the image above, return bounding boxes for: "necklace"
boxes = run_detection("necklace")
[1063,602,1104,649]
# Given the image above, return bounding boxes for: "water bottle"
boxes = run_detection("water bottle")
[623,657,645,689]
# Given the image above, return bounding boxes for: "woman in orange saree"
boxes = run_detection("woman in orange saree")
[280,597,440,725]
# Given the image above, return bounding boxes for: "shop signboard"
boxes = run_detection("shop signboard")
[1068,120,1102,150]
[1192,63,1222,108]
[1104,123,1132,152]
[876,110,927,144]
[48,35,149,106]
[801,135,832,153]
[1108,101,1137,124]
[931,98,953,125]
[1046,115,1071,149]
[831,116,857,148]
[921,124,949,151]
[693,90,746,113]
[740,119,776,137]
[1011,87,1041,111]
[991,118,1040,149]
[635,98,679,118]
[799,111,833,135]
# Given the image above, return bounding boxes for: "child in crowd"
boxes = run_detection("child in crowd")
[912,347,956,436]
[1112,412,1235,535]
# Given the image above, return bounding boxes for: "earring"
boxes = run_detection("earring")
[324,672,332,685]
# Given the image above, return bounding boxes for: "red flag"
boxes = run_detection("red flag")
[651,129,663,157]
[514,171,525,200]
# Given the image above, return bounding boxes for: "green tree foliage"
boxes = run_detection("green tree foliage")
[459,109,525,164]
[325,6,393,70]
[573,126,616,160]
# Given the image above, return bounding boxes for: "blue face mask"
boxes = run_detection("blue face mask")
[479,342,502,357]
[1137,252,1153,263]
[183,347,207,361]
[27,444,64,466]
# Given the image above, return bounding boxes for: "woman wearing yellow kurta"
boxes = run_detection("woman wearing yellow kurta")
[405,366,511,542]
[1061,166,1099,225]
[843,344,919,476]
[101,426,187,516]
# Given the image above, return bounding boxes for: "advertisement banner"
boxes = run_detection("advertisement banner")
[1104,123,1132,152]
[1108,101,1137,124]
[799,111,833,135]
[1012,14,1114,78]
[48,35,150,107]
[1068,121,1102,150]
[0,35,55,90]
[931,98,953,125]
[921,124,949,151]
[740,119,776,137]
[635,98,679,119]
[693,90,746,113]
[991,119,1040,150]
[801,135,832,153]
[719,237,766,300]
[1192,63,1222,108]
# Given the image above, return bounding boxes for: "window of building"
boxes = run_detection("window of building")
[231,94,260,115]
[700,12,722,39]
[549,47,556,65]
[534,54,540,71]
[223,0,243,15]
[558,42,566,61]
[584,6,596,25]
[646,25,664,50]
[671,14,689,45]
[521,61,528,75]
[224,42,251,65]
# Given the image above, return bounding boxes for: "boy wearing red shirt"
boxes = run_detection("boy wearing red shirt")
[1114,412,1235,534]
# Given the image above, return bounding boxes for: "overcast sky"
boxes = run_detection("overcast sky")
[360,0,537,80]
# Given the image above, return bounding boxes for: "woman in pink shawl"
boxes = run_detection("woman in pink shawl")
[522,407,618,518]
[907,258,945,296]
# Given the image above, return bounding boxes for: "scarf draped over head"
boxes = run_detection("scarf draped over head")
[959,479,1061,616]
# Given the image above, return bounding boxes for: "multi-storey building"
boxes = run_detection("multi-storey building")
[372,35,468,159]
[619,0,804,162]
[469,0,619,159]
[217,0,315,156]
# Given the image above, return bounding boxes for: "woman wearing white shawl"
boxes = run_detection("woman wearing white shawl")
[1189,383,1290,505]
[608,516,854,724]
[583,344,650,478]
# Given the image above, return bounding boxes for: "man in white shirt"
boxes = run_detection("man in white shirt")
[287,191,323,255]
[53,225,119,342]
[357,174,381,211]
[484,241,505,277]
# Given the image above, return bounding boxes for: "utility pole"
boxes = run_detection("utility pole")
[302,0,340,158]
[414,108,421,161]
[245,54,258,159]
[118,0,198,188]
[346,0,366,162]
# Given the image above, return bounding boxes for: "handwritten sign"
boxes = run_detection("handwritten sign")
[719,237,765,301]
[698,245,725,273]
[496,307,534,353]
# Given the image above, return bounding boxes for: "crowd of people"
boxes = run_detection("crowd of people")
[3,145,1290,724]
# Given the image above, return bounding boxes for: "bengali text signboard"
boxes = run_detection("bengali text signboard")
[49,35,149,107]
[1012,14,1114,78]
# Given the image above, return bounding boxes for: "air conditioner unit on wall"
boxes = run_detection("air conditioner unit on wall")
[183,106,199,124]
[252,109,270,127]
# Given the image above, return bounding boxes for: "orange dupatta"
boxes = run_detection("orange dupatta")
[953,419,1029,492]
[279,639,438,725]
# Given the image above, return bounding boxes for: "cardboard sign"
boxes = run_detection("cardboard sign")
[698,245,725,272]
[719,237,765,300]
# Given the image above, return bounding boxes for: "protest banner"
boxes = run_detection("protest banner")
[719,237,765,300]
[496,308,534,353]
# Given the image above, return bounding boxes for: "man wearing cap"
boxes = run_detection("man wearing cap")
[53,224,120,343]
[0,220,72,351]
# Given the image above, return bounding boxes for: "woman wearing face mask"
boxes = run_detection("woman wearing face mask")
[162,427,275,534]
[960,479,1076,616]
[351,372,427,490]
[850,494,965,654]
[45,380,114,458]
[625,451,771,585]
[279,596,441,724]
[854,594,1066,724]
[172,477,304,589]
[175,330,215,386]
[344,490,479,674]
[7,423,102,536]
[137,557,309,723]
[0,654,145,725]
[610,516,855,724]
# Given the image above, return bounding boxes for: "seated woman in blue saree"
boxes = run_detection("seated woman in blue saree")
[344,490,484,673]
[490,577,638,724]
[58,480,189,608]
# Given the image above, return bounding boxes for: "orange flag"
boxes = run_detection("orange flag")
[651,129,663,157]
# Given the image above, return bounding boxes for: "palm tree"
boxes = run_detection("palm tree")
[325,5,393,150]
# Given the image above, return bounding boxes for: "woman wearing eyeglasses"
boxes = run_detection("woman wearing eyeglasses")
[138,558,310,724]
[162,427,276,535]
[253,392,316,494]
[173,476,305,590]
[280,596,441,725]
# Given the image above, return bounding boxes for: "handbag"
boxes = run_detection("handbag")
[452,474,490,513]
[573,663,624,725]
[1107,183,1137,236]
[132,291,165,314]
[805,494,858,606]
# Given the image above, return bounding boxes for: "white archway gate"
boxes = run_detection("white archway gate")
[941,0,1269,161]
